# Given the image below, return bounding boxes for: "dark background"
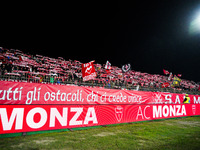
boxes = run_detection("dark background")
[0,0,200,82]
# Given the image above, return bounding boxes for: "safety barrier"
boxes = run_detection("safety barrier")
[0,74,199,95]
[0,80,200,137]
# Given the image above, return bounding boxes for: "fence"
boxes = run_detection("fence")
[1,80,200,135]
[0,73,199,95]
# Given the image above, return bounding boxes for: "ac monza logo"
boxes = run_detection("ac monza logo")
[153,93,163,104]
[115,106,123,122]
[192,105,196,115]
[85,65,92,74]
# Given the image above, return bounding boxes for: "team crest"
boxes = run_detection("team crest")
[192,105,196,115]
[153,93,163,104]
[115,106,123,122]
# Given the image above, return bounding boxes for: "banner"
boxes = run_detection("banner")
[122,64,131,73]
[82,61,97,81]
[0,104,200,134]
[0,81,200,105]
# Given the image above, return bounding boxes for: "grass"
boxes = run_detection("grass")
[1,116,200,150]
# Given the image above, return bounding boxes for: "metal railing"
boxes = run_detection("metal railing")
[0,73,199,95]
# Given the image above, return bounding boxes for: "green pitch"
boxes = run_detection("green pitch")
[1,116,200,150]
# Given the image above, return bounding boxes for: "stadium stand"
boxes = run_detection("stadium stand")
[0,47,199,95]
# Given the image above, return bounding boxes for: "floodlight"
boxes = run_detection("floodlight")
[189,11,200,35]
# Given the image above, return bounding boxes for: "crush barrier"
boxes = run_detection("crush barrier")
[0,81,200,137]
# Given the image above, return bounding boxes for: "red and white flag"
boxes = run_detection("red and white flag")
[163,69,169,75]
[105,61,112,70]
[161,82,170,88]
[177,74,182,77]
[19,56,28,61]
[82,60,97,81]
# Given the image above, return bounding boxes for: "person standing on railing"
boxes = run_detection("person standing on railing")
[183,94,190,104]
[50,75,54,83]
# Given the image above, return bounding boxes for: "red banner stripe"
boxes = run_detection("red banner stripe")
[0,104,199,134]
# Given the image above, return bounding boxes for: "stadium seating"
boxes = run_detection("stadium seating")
[0,47,199,94]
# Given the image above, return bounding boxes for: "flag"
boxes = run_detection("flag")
[171,76,181,87]
[82,60,97,81]
[105,61,111,70]
[122,64,131,73]
[168,72,173,81]
[105,61,112,74]
[19,56,27,61]
[177,74,182,77]
[163,69,169,75]
[161,82,170,88]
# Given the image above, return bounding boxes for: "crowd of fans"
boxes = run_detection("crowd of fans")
[0,47,199,94]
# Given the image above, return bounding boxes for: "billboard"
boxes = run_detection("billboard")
[0,104,199,134]
[0,81,200,134]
